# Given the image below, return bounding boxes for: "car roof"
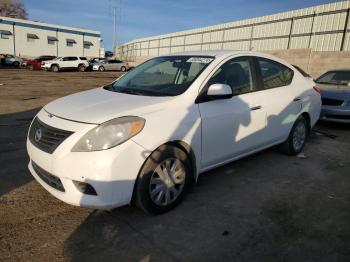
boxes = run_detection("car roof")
[163,50,272,58]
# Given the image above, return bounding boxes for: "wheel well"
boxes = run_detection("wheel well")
[301,112,311,134]
[50,63,59,68]
[131,141,197,204]
[78,63,85,67]
[165,141,197,184]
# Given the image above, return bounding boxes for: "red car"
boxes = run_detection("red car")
[23,56,56,70]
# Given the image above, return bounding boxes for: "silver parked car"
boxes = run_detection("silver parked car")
[4,54,22,67]
[92,59,129,72]
[316,69,350,123]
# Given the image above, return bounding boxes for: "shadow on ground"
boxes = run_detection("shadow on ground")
[64,128,350,262]
[0,108,40,196]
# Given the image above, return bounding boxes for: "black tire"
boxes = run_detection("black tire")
[27,65,34,71]
[134,145,192,214]
[99,66,105,72]
[121,66,126,72]
[280,116,308,155]
[51,65,59,72]
[78,64,86,72]
[13,61,19,67]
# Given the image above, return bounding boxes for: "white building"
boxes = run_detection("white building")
[0,16,103,58]
[118,0,350,60]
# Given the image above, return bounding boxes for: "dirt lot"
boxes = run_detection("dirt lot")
[1,69,350,262]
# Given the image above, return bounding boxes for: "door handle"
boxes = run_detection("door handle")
[250,105,262,111]
[293,97,301,102]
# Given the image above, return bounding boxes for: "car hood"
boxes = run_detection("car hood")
[319,84,350,100]
[44,59,57,63]
[44,87,174,124]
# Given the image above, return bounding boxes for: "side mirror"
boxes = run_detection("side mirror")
[207,83,232,96]
[196,84,233,103]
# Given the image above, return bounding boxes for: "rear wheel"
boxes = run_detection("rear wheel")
[51,65,59,72]
[27,65,34,70]
[134,145,192,214]
[121,66,126,72]
[280,116,308,155]
[77,64,86,72]
[99,66,105,72]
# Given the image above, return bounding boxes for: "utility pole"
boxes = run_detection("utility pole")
[112,6,117,53]
[109,0,120,54]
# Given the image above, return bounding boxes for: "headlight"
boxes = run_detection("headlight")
[71,116,145,152]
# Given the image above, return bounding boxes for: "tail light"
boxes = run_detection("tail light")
[313,85,321,94]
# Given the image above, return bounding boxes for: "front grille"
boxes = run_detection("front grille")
[32,161,65,192]
[322,98,344,106]
[29,117,73,154]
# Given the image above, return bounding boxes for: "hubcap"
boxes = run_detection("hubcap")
[149,158,186,206]
[292,121,306,152]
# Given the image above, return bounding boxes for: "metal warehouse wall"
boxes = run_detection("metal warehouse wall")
[117,0,350,60]
[0,16,101,58]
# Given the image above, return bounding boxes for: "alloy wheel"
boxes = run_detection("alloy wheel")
[292,121,306,152]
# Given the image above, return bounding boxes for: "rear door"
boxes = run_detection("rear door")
[68,57,78,68]
[106,60,117,70]
[198,56,268,169]
[254,57,301,143]
[115,60,123,70]
[60,57,73,68]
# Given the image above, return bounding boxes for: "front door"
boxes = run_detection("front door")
[198,56,267,169]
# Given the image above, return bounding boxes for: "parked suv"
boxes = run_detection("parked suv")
[42,56,89,72]
[23,56,57,70]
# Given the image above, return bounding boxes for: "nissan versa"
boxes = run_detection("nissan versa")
[27,51,321,214]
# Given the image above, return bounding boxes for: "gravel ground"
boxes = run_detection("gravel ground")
[0,69,349,262]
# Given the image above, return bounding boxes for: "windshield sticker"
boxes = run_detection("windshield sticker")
[187,57,213,64]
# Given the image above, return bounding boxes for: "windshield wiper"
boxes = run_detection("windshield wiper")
[117,89,145,95]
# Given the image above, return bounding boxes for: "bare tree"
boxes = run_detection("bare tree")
[0,0,27,19]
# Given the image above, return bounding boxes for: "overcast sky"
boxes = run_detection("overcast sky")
[24,0,340,50]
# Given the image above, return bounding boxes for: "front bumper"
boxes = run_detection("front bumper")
[320,105,350,123]
[27,110,147,209]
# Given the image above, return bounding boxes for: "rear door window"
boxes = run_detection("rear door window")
[257,58,294,89]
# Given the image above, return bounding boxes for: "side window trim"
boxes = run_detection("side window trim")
[196,56,260,104]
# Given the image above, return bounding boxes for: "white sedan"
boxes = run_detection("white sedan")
[27,51,321,214]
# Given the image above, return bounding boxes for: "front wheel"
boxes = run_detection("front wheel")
[280,116,308,155]
[99,66,105,72]
[13,61,19,67]
[121,66,126,72]
[134,145,192,214]
[27,65,34,70]
[51,65,59,72]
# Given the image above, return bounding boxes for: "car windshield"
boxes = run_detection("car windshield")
[316,71,350,85]
[107,56,214,96]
